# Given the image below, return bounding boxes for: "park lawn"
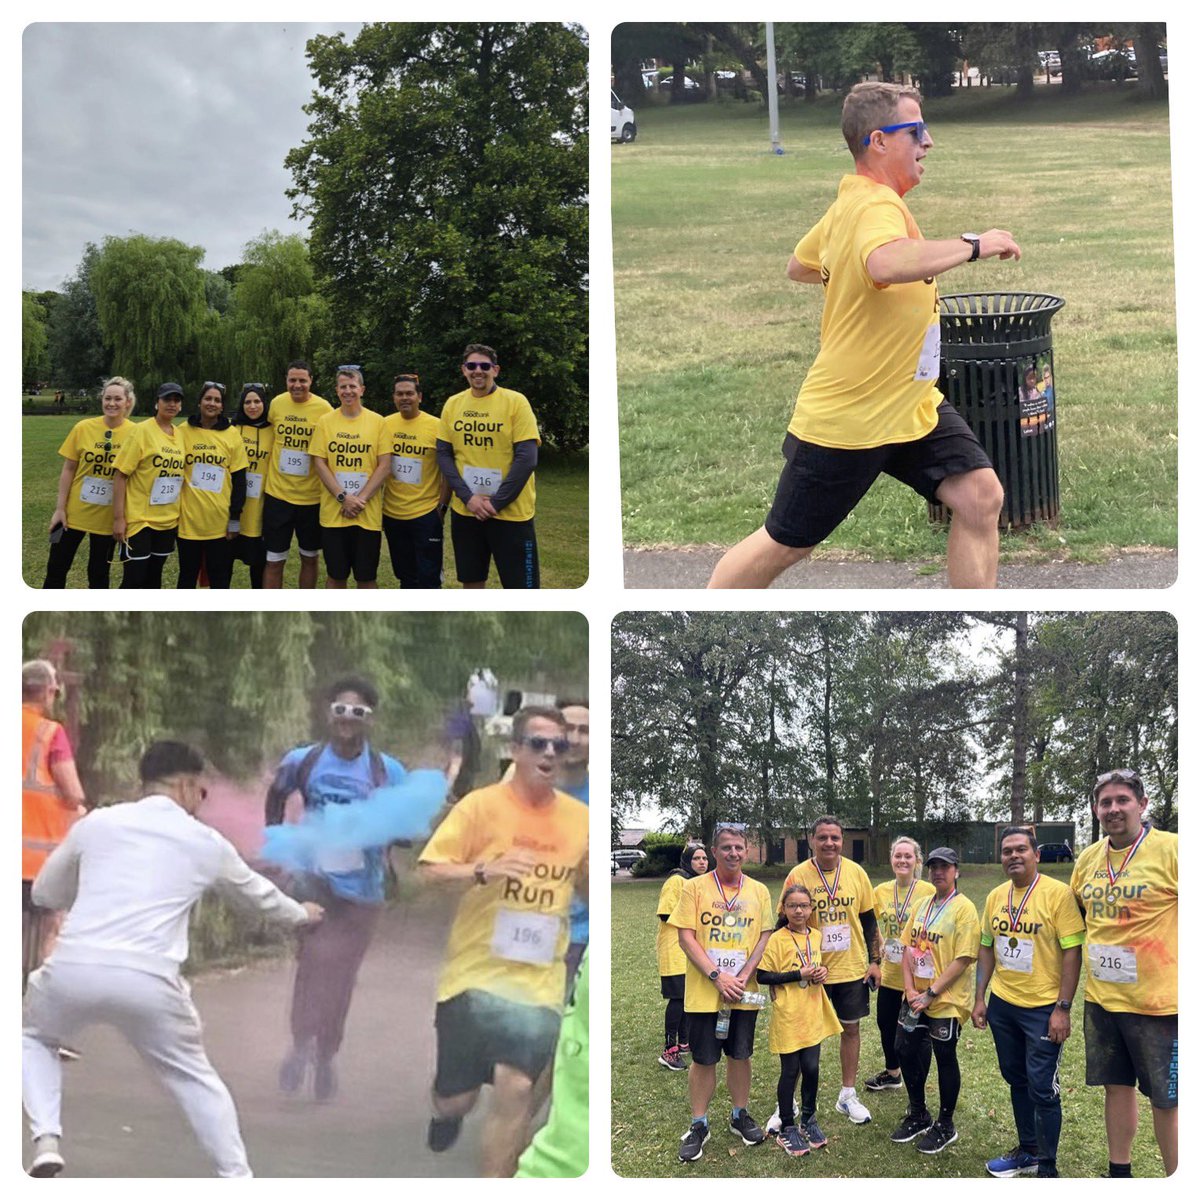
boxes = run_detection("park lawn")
[22,412,587,589]
[611,863,1166,1179]
[614,87,1176,561]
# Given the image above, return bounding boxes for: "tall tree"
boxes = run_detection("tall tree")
[47,244,109,392]
[287,23,588,447]
[23,292,49,383]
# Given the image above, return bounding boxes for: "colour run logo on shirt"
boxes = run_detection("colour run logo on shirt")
[453,416,504,447]
[501,862,577,908]
[393,438,430,454]
[277,414,317,445]
[80,447,117,471]
[916,927,948,946]
[1078,877,1149,920]
[328,434,374,467]
[990,916,1045,936]
[151,452,186,471]
[186,450,228,466]
[699,910,755,942]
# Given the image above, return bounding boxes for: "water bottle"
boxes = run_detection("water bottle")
[715,1005,731,1039]
[898,999,920,1033]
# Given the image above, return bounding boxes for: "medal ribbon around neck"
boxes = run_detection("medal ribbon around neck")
[918,888,958,944]
[813,856,842,906]
[713,871,743,912]
[1006,872,1041,930]
[788,929,814,969]
[894,878,918,930]
[1105,823,1149,889]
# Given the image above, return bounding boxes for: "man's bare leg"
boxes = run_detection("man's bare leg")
[725,1057,751,1109]
[839,1022,861,1088]
[935,468,1004,588]
[1152,1105,1178,1176]
[263,560,285,589]
[298,554,319,589]
[688,1061,717,1118]
[480,1064,534,1177]
[1104,1083,1139,1166]
[707,527,812,589]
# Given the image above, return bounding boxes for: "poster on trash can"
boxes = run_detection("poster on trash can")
[1019,355,1055,437]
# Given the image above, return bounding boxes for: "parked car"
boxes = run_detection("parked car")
[611,847,647,868]
[658,75,700,90]
[1088,48,1137,80]
[611,90,636,144]
[1038,842,1075,863]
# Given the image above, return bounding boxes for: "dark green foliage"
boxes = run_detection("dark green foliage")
[46,244,110,392]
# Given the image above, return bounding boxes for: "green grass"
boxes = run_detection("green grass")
[611,863,1167,1178]
[22,412,587,588]
[614,87,1176,560]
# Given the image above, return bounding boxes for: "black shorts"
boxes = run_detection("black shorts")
[764,401,994,548]
[321,525,382,583]
[660,974,686,1001]
[119,525,176,563]
[433,989,561,1097]
[826,979,870,1024]
[262,494,322,557]
[687,1007,759,1065]
[1084,1001,1178,1108]
[449,510,539,588]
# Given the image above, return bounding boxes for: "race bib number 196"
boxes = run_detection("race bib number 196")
[491,908,559,966]
[708,949,747,975]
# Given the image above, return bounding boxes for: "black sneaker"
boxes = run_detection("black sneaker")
[864,1069,903,1091]
[917,1120,959,1155]
[679,1120,710,1163]
[428,1115,463,1152]
[776,1124,811,1157]
[802,1115,829,1149]
[890,1108,933,1143]
[729,1110,765,1146]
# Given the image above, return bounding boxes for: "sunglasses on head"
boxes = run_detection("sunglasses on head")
[202,381,226,395]
[519,734,570,754]
[337,364,362,373]
[330,701,373,719]
[463,361,495,372]
[713,822,748,835]
[1094,768,1143,796]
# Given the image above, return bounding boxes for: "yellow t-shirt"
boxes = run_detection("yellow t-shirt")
[112,420,187,537]
[233,423,274,539]
[873,877,936,992]
[438,386,540,522]
[264,393,332,504]
[1071,828,1177,1015]
[308,407,386,531]
[788,174,942,450]
[760,927,843,1055]
[57,416,138,536]
[419,782,588,1011]
[178,424,249,541]
[378,411,443,520]
[779,857,875,984]
[981,874,1086,1008]
[668,872,774,1013]
[901,891,980,1023]
[656,872,689,977]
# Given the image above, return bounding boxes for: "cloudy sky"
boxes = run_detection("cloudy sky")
[23,22,363,292]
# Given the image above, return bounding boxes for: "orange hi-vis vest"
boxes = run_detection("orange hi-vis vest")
[22,706,74,881]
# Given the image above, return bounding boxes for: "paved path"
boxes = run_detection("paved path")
[623,548,1176,590]
[21,897,488,1177]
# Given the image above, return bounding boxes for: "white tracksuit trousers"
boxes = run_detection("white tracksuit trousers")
[22,961,252,1177]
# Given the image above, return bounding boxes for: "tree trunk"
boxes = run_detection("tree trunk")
[698,23,770,99]
[1134,25,1167,101]
[821,624,836,809]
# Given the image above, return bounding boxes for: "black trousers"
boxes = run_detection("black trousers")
[778,1045,822,1126]
[177,535,235,588]
[44,527,115,589]
[876,985,904,1070]
[897,1018,961,1123]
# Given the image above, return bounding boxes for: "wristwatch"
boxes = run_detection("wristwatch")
[1055,999,1072,1012]
[925,985,939,998]
[960,233,981,262]
[708,968,721,981]
[336,491,347,503]
[473,862,488,885]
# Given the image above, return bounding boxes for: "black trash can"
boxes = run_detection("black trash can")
[928,292,1065,529]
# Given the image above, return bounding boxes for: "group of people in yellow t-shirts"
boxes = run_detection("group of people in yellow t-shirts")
[655,778,1177,1178]
[41,345,543,590]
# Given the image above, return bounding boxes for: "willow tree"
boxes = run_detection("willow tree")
[90,234,209,399]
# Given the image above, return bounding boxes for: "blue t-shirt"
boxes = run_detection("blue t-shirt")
[273,742,406,903]
[565,774,589,944]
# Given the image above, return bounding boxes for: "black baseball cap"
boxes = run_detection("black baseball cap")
[926,846,959,866]
[156,382,184,400]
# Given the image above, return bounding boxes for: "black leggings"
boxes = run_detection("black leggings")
[876,985,904,1070]
[43,527,116,589]
[231,534,265,588]
[665,998,689,1049]
[777,1045,821,1126]
[897,1020,961,1122]
[176,536,235,588]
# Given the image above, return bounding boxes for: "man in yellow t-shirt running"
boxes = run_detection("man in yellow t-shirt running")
[709,81,1021,591]
[418,707,587,1177]
[1071,770,1177,1178]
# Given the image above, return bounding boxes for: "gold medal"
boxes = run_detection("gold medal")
[1008,936,1019,949]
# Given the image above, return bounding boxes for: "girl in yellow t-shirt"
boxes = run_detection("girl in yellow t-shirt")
[758,884,843,1156]
[229,384,274,588]
[655,844,708,1071]
[44,376,137,588]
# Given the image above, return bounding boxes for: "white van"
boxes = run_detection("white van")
[611,89,636,143]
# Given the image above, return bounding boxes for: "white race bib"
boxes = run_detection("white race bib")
[914,320,941,382]
[884,937,904,965]
[315,845,365,874]
[708,949,747,975]
[245,472,263,500]
[464,465,502,496]
[279,449,311,477]
[912,948,935,979]
[491,908,559,966]
[336,471,368,496]
[80,476,113,506]
[391,455,424,485]
[149,475,182,506]
[1088,943,1138,984]
[189,462,225,493]
[821,924,851,954]
[997,935,1035,974]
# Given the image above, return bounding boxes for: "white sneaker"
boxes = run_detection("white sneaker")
[836,1089,872,1124]
[764,1106,783,1135]
[29,1134,65,1177]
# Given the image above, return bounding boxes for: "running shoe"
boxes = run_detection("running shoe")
[29,1135,64,1177]
[313,1058,338,1102]
[776,1124,811,1157]
[278,1045,310,1094]
[802,1116,829,1149]
[917,1120,959,1155]
[678,1042,690,1055]
[863,1069,903,1091]
[764,1105,783,1134]
[729,1110,766,1146]
[835,1090,872,1124]
[986,1147,1040,1177]
[678,1120,710,1163]
[890,1108,933,1143]
[658,1046,687,1071]
[428,1114,463,1152]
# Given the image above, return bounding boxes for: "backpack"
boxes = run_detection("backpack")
[295,741,390,805]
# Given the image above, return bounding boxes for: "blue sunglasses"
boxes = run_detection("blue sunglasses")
[863,120,929,147]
